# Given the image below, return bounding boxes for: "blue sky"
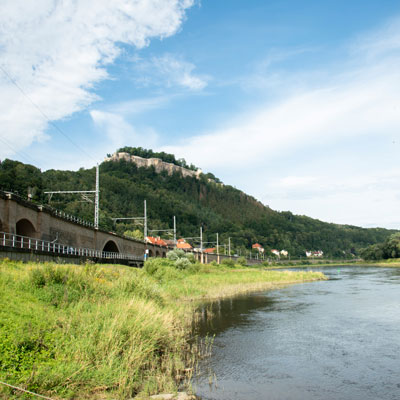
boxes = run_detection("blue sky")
[1,0,400,228]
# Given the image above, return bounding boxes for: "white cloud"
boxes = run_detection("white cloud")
[161,18,400,227]
[134,53,208,90]
[163,62,400,170]
[0,0,194,159]
[279,176,318,188]
[110,97,169,116]
[90,110,158,151]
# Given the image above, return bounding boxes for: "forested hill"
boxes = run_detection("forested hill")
[0,155,396,258]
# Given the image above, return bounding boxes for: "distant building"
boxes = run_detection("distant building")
[146,236,168,247]
[163,239,176,249]
[271,249,280,257]
[204,247,216,254]
[176,238,193,250]
[306,250,324,258]
[105,152,203,180]
[280,250,289,257]
[252,243,264,253]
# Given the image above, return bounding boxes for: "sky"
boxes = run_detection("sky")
[1,0,400,229]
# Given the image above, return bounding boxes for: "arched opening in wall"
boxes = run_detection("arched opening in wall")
[162,252,166,258]
[16,219,36,238]
[156,251,160,258]
[103,240,119,253]
[148,249,154,257]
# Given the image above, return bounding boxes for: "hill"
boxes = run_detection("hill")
[0,152,396,258]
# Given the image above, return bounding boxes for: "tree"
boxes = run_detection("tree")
[124,229,144,240]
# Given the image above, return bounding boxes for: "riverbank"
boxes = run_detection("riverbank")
[265,259,400,268]
[0,259,325,399]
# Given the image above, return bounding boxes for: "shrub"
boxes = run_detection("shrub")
[143,258,173,275]
[166,249,195,270]
[185,252,196,264]
[175,258,191,270]
[221,258,235,268]
[237,256,247,266]
[166,249,186,261]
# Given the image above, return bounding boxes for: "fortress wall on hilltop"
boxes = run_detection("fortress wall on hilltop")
[104,152,202,179]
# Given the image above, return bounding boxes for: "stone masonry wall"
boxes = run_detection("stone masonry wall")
[104,152,203,179]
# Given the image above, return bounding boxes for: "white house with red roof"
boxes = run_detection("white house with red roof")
[252,243,264,253]
[146,236,168,247]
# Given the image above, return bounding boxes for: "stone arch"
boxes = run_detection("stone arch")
[16,218,36,237]
[156,250,160,258]
[103,240,120,253]
[148,249,154,257]
[162,252,166,258]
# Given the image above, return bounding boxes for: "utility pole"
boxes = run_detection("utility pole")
[144,200,147,239]
[200,226,203,264]
[45,163,100,229]
[228,237,231,257]
[216,232,219,265]
[173,216,176,246]
[94,164,99,229]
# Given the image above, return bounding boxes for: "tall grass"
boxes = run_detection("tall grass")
[0,259,325,399]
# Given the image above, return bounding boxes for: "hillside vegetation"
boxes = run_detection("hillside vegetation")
[0,152,396,257]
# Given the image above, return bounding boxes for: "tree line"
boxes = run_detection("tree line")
[0,155,397,258]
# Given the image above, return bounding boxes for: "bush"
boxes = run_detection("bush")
[143,258,173,275]
[221,258,235,268]
[166,249,195,270]
[166,249,186,261]
[237,256,247,266]
[185,252,196,264]
[175,258,191,270]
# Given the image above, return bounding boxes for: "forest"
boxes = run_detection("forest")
[0,154,396,258]
[360,233,400,260]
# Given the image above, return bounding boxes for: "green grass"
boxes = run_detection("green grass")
[0,258,325,399]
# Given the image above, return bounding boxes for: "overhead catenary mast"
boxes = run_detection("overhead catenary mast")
[94,164,99,229]
[45,163,100,229]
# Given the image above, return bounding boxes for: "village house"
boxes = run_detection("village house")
[176,238,193,250]
[252,243,264,253]
[146,236,168,247]
[306,250,324,258]
[271,249,280,257]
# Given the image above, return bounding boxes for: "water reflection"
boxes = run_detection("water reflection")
[194,294,278,337]
[193,266,400,400]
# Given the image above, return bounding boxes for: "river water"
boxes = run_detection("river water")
[193,266,400,400]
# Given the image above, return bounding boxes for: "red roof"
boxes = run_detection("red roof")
[204,248,216,253]
[146,236,168,247]
[177,242,193,249]
[252,243,263,249]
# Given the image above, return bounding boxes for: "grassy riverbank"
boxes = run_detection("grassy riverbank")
[265,259,400,268]
[0,259,325,399]
[359,258,400,267]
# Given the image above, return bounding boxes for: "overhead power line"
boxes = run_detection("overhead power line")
[0,64,97,164]
[0,135,41,166]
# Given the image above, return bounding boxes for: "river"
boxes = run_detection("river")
[193,266,400,400]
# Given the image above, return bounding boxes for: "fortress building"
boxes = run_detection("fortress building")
[105,152,203,179]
